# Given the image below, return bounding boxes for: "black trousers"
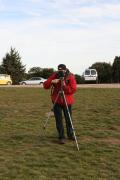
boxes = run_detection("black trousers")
[53,103,74,139]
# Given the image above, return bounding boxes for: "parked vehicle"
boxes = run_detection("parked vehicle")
[19,77,47,85]
[0,74,12,85]
[82,69,98,83]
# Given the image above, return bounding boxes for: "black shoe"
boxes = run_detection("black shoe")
[59,138,65,144]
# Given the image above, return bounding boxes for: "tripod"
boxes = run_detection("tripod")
[43,78,80,151]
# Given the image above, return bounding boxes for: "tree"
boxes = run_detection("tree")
[90,62,112,83]
[112,56,120,83]
[0,65,5,74]
[28,67,43,78]
[28,67,54,79]
[42,68,54,79]
[28,67,42,75]
[1,47,26,84]
[75,74,84,84]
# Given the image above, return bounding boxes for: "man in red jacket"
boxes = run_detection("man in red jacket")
[43,64,77,144]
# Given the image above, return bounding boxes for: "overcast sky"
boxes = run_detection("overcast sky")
[0,0,120,74]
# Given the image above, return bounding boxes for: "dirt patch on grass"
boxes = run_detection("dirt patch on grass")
[93,126,120,132]
[81,136,120,145]
[100,138,120,145]
[81,136,96,143]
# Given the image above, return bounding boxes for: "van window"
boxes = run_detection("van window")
[85,70,90,75]
[91,70,96,75]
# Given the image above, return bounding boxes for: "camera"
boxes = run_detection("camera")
[56,69,70,79]
[56,70,66,79]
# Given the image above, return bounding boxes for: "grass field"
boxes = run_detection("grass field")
[0,87,120,180]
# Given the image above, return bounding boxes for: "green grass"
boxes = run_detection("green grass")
[0,87,120,180]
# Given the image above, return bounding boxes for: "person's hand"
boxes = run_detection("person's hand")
[52,79,60,84]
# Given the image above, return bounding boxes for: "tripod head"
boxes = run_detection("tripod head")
[59,77,65,91]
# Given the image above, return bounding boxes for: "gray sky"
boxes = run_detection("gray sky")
[0,0,120,75]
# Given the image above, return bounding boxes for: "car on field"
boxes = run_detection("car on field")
[0,74,12,85]
[19,77,47,85]
[82,69,98,83]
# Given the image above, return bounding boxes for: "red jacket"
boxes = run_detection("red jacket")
[43,72,77,105]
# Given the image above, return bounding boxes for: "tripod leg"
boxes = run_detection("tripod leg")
[43,111,52,129]
[43,91,61,130]
[62,91,80,151]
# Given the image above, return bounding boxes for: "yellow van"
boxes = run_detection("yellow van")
[0,74,12,85]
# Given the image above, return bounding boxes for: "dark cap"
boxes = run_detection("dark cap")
[58,64,66,70]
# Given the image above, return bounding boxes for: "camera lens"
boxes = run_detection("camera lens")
[57,71,65,79]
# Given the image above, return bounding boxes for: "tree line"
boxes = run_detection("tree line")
[0,47,120,84]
